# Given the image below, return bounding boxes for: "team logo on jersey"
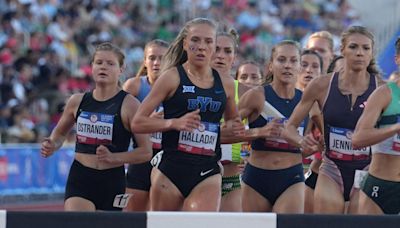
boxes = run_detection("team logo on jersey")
[359,101,367,108]
[90,114,98,123]
[198,123,205,132]
[187,96,222,112]
[183,85,195,93]
[345,130,353,140]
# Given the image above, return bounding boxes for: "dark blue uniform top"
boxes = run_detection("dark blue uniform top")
[323,72,376,152]
[249,85,304,153]
[162,65,226,164]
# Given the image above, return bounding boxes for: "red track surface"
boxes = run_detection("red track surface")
[1,201,64,211]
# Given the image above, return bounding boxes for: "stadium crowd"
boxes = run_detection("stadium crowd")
[0,0,360,144]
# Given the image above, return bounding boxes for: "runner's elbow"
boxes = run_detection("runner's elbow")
[131,116,146,133]
[351,136,362,149]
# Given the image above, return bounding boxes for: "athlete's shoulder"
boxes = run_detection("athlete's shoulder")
[157,67,180,84]
[242,85,265,101]
[374,73,386,87]
[219,72,235,89]
[374,82,392,97]
[252,85,266,94]
[68,93,85,106]
[121,93,140,114]
[160,67,179,77]
[238,81,252,97]
[123,92,140,103]
[152,67,181,99]
[308,73,332,92]
[123,76,141,96]
[62,93,85,118]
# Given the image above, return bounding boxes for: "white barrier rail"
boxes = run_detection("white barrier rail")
[1,211,400,228]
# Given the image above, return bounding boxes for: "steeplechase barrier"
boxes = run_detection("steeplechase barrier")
[0,211,399,228]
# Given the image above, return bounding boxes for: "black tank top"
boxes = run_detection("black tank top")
[75,90,132,154]
[323,72,377,157]
[162,65,226,164]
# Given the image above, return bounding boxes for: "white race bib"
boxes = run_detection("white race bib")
[221,144,233,161]
[392,133,400,152]
[329,127,369,156]
[76,111,114,145]
[151,132,162,149]
[178,122,219,156]
[354,170,368,189]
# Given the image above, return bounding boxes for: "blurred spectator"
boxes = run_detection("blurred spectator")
[388,71,400,82]
[236,1,261,30]
[7,105,35,143]
[0,0,361,143]
[0,104,11,143]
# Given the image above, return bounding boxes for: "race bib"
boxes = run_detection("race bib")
[76,111,114,145]
[151,132,162,149]
[264,117,304,150]
[221,144,233,161]
[392,133,400,152]
[329,127,369,155]
[354,170,368,189]
[178,122,219,156]
[150,106,164,149]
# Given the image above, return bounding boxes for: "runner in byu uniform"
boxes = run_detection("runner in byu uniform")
[40,42,152,211]
[283,26,384,214]
[123,39,168,211]
[132,18,243,211]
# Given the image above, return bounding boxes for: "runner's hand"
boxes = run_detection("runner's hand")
[96,145,117,164]
[260,118,284,138]
[40,137,56,158]
[150,110,164,119]
[171,109,201,131]
[300,133,324,157]
[225,117,246,136]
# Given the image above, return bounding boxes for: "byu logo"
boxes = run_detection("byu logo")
[188,96,222,112]
[183,85,195,93]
